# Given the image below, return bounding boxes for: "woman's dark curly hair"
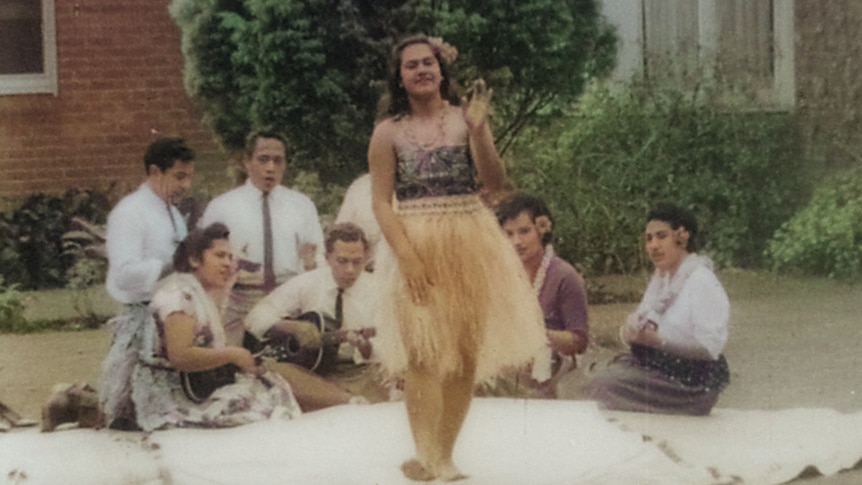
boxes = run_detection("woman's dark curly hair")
[378,34,461,120]
[647,202,699,253]
[173,222,231,273]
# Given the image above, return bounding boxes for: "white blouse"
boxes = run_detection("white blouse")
[632,254,729,360]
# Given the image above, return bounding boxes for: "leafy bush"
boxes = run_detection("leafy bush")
[766,166,862,279]
[292,170,347,227]
[0,188,113,290]
[509,80,811,274]
[0,276,27,333]
[168,0,617,185]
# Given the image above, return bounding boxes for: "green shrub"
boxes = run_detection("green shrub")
[292,170,347,227]
[0,276,28,333]
[0,188,114,290]
[169,0,617,186]
[509,80,811,274]
[766,166,862,279]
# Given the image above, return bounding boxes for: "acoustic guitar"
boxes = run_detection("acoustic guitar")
[180,312,375,403]
[179,332,290,404]
[257,311,375,372]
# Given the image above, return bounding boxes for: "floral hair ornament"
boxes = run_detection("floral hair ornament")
[428,37,458,65]
[535,215,552,236]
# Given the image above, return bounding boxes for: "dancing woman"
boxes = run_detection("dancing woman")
[367,35,548,481]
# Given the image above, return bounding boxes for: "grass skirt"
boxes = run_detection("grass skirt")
[374,194,549,382]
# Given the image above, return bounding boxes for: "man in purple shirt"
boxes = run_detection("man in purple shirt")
[497,193,589,363]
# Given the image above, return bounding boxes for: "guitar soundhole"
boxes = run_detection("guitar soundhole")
[286,335,302,353]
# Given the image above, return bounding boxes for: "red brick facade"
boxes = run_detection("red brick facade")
[0,0,224,198]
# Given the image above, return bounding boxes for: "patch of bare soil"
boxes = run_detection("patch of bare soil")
[1,271,861,483]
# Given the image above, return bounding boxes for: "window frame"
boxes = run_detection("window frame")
[0,0,58,96]
[601,0,795,110]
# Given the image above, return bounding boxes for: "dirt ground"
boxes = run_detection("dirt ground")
[1,271,861,484]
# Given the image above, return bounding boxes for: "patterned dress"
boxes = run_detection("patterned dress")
[130,273,301,431]
[374,108,549,382]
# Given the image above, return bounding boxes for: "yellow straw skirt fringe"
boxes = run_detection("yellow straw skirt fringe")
[374,194,549,382]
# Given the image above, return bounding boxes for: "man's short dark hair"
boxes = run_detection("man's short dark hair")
[325,222,368,254]
[244,129,289,158]
[495,192,555,246]
[143,137,195,173]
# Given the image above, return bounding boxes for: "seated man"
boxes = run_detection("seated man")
[245,222,389,402]
[496,193,590,396]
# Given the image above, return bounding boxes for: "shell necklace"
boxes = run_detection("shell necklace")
[532,245,554,296]
[403,103,448,149]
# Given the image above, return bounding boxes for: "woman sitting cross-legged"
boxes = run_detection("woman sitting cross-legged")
[589,202,730,416]
[130,222,301,431]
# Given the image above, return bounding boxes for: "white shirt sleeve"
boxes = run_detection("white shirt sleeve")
[659,267,730,359]
[244,273,308,338]
[686,269,730,359]
[298,196,326,269]
[105,190,178,303]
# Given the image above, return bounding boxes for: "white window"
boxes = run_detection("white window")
[602,0,794,109]
[0,0,57,96]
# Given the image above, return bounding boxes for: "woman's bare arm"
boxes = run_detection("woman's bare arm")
[368,119,431,304]
[463,80,506,192]
[163,311,258,373]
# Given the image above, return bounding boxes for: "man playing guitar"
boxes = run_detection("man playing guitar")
[243,223,389,402]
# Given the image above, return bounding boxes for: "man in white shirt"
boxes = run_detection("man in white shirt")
[99,137,196,429]
[245,222,389,402]
[199,130,325,346]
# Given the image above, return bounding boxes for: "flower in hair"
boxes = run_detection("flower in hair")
[428,37,458,64]
[535,215,553,236]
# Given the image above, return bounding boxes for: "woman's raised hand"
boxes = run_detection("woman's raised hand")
[461,79,493,132]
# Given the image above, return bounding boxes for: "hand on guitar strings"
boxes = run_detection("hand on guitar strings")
[266,319,323,349]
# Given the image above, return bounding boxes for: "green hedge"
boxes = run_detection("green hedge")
[0,189,113,290]
[510,81,811,274]
[766,166,862,279]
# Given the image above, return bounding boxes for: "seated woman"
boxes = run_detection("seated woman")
[589,203,730,416]
[130,223,302,431]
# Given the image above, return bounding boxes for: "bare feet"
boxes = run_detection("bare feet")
[401,458,436,482]
[436,463,468,482]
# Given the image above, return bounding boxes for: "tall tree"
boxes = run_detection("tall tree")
[170,0,617,184]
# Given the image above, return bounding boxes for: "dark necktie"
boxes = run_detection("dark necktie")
[262,192,275,292]
[334,288,344,329]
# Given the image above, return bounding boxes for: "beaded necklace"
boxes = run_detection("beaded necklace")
[403,103,448,149]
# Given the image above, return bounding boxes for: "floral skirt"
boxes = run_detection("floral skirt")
[374,194,549,382]
[131,365,302,432]
[98,303,151,425]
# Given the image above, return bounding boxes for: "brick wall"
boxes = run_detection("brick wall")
[0,0,225,199]
[795,0,862,169]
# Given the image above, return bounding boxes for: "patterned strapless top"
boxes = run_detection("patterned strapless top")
[394,144,478,201]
